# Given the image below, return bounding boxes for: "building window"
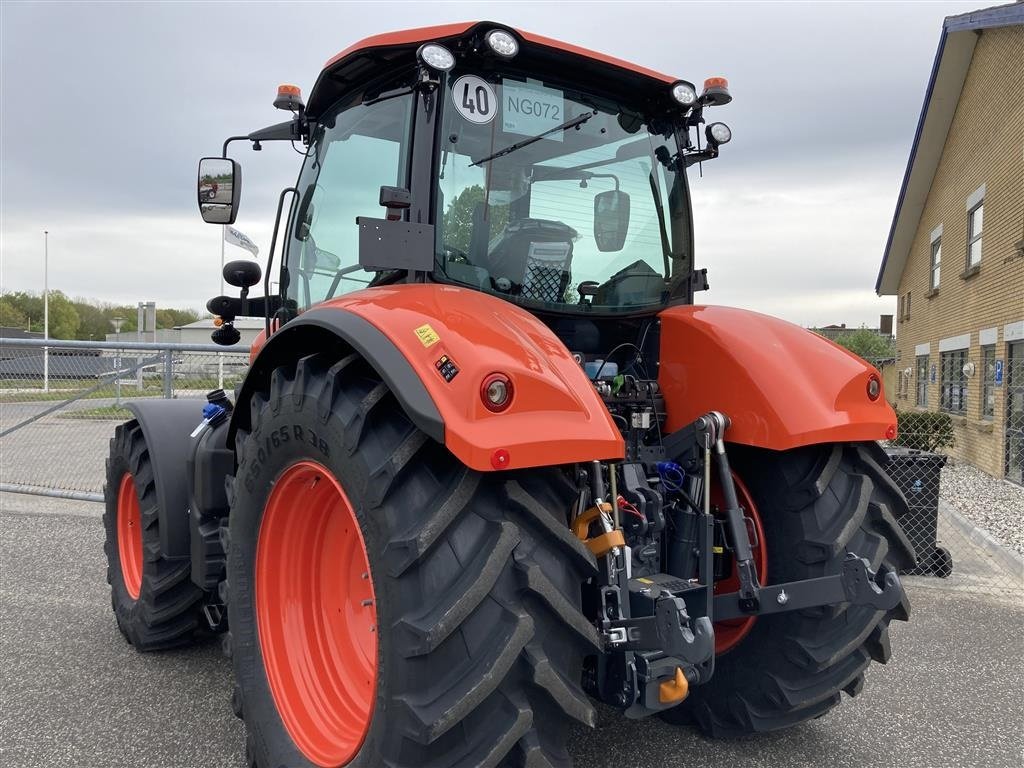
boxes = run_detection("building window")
[981,345,996,419]
[967,201,983,267]
[930,239,941,289]
[940,349,968,415]
[903,292,911,321]
[916,354,928,407]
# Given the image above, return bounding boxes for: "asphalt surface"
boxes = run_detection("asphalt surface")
[1,494,1022,768]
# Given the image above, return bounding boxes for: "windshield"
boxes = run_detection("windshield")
[435,71,692,313]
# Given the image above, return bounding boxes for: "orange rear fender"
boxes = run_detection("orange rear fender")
[242,284,623,472]
[658,305,896,450]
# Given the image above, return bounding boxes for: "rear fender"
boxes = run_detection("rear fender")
[125,400,204,559]
[235,284,624,471]
[658,305,896,450]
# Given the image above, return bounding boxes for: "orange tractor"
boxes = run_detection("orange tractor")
[104,22,914,768]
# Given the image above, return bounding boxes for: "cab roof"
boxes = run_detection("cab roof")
[306,21,679,118]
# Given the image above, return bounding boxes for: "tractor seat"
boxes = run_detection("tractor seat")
[485,219,578,303]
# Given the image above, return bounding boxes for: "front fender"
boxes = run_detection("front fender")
[239,284,623,471]
[125,399,203,559]
[658,305,896,450]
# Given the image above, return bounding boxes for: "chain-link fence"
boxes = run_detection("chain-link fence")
[882,423,1022,594]
[2,338,1019,593]
[0,338,249,501]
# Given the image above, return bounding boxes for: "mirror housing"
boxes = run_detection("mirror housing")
[593,190,630,252]
[223,259,262,289]
[198,157,241,224]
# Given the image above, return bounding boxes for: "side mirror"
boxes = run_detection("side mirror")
[198,157,241,224]
[594,189,630,252]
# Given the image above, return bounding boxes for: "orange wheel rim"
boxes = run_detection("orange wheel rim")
[116,473,144,600]
[711,472,767,655]
[256,461,377,767]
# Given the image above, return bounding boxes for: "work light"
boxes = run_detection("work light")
[418,43,456,72]
[485,29,519,59]
[706,122,732,146]
[670,81,697,107]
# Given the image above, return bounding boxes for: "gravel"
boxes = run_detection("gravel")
[940,461,1024,555]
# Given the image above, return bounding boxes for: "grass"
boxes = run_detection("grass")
[0,385,164,404]
[57,405,135,420]
[0,376,244,404]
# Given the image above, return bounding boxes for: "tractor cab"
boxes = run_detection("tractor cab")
[198,22,732,343]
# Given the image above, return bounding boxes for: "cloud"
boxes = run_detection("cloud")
[1,0,981,324]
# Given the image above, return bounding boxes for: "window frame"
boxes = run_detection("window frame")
[280,88,417,311]
[981,344,996,419]
[939,348,968,415]
[916,354,929,407]
[967,201,984,268]
[929,238,941,290]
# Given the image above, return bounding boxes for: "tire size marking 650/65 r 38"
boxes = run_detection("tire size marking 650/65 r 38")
[244,425,330,492]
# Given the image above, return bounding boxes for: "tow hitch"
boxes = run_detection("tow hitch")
[714,553,907,621]
[581,410,910,719]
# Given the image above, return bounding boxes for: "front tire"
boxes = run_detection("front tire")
[662,441,915,737]
[227,352,599,767]
[103,421,207,651]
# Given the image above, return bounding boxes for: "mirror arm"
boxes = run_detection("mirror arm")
[221,135,251,158]
[207,294,284,324]
[221,115,309,157]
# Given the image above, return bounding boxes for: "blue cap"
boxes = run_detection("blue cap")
[202,403,224,421]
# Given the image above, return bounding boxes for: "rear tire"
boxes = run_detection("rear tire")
[661,441,915,737]
[103,421,207,651]
[227,352,599,767]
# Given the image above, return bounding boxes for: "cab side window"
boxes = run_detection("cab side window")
[285,94,413,309]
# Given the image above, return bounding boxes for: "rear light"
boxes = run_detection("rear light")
[481,373,513,412]
[491,449,511,469]
[867,375,881,401]
[885,424,897,440]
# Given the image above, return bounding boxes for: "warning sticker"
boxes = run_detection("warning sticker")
[414,324,441,347]
[451,75,497,125]
[502,79,564,141]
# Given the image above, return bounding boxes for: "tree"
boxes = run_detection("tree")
[442,185,508,254]
[831,328,895,364]
[43,291,81,339]
[156,308,200,329]
[0,297,29,330]
[2,291,43,331]
[72,300,112,341]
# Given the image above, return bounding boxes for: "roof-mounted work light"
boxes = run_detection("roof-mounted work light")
[485,29,519,59]
[701,77,732,106]
[417,43,456,72]
[670,80,697,107]
[706,122,732,146]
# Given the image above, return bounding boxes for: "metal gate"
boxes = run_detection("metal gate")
[1006,341,1024,486]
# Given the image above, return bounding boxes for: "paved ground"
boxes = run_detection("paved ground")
[1,492,1022,768]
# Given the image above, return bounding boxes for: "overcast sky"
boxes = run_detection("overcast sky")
[0,1,983,326]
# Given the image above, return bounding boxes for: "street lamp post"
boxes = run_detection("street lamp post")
[43,230,49,393]
[112,316,124,406]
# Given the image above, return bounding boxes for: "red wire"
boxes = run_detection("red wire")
[617,496,646,522]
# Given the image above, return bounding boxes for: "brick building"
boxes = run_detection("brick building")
[876,3,1024,483]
